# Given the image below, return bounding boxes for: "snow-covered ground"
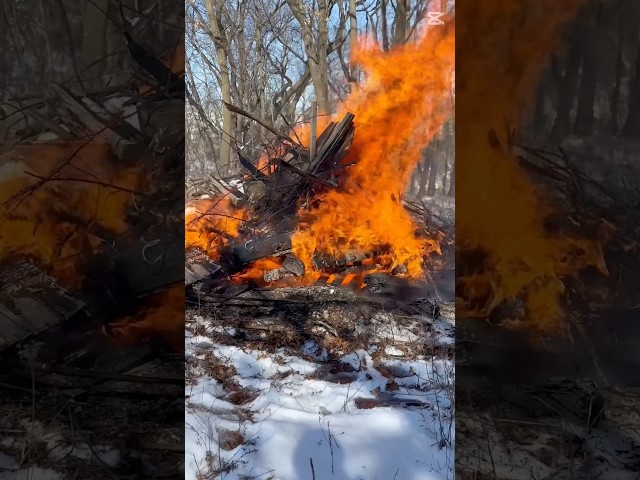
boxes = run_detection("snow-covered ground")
[185,302,455,480]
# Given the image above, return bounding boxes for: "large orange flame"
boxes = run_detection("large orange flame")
[0,142,143,288]
[456,0,605,332]
[107,283,184,351]
[291,20,455,281]
[185,197,247,261]
[0,142,187,348]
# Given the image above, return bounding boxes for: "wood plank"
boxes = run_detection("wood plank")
[229,231,293,265]
[185,258,220,286]
[113,235,185,294]
[310,113,355,175]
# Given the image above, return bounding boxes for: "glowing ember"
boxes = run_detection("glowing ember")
[456,0,605,332]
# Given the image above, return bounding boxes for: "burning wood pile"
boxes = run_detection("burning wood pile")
[186,20,455,304]
[0,31,185,478]
[186,112,453,307]
[187,113,352,283]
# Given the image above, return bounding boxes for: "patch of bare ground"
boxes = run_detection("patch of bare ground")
[0,388,184,479]
[186,285,453,360]
[456,382,640,479]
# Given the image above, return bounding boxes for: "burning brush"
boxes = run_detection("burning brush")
[186,19,455,296]
[455,0,610,334]
[0,140,184,352]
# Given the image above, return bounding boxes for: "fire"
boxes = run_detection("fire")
[185,197,247,260]
[291,20,455,281]
[188,18,455,287]
[253,154,277,176]
[456,0,604,332]
[138,38,185,96]
[231,258,285,285]
[107,283,185,351]
[0,142,186,348]
[0,142,143,288]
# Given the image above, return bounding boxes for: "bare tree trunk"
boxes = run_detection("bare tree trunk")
[426,134,444,196]
[417,158,430,198]
[622,40,640,137]
[447,160,455,197]
[80,0,109,90]
[609,36,623,135]
[392,0,409,46]
[380,0,390,52]
[255,23,268,148]
[532,73,550,132]
[38,0,53,84]
[441,156,450,196]
[206,0,234,173]
[426,164,436,196]
[287,0,331,114]
[309,65,330,114]
[349,0,358,82]
[574,6,599,135]
[550,25,583,141]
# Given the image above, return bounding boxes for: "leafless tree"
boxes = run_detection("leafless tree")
[185,0,455,203]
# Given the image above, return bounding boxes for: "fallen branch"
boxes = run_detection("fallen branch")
[222,101,296,145]
[23,172,146,196]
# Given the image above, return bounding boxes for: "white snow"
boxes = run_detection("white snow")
[36,132,59,142]
[185,319,455,480]
[0,161,28,182]
[99,96,141,130]
[0,420,123,477]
